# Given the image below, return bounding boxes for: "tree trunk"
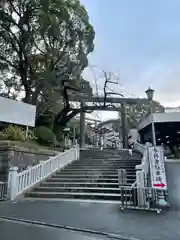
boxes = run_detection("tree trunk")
[24,90,32,104]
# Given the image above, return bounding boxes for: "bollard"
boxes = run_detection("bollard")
[117,169,127,185]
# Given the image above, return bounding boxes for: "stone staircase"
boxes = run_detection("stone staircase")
[25,149,142,201]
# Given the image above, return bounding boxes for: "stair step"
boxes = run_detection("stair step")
[60,172,135,175]
[25,191,132,201]
[66,165,139,169]
[51,174,136,180]
[33,186,123,194]
[73,158,140,161]
[61,169,135,172]
[53,174,136,179]
[46,178,135,183]
[74,161,140,164]
[40,182,132,188]
[65,167,137,171]
[81,159,135,161]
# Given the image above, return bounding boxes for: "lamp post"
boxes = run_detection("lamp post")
[145,87,156,146]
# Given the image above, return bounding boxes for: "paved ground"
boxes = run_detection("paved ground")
[0,200,179,240]
[0,218,111,240]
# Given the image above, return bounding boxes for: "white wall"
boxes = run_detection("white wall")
[0,97,36,127]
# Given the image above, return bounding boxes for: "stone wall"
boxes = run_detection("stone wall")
[165,160,180,209]
[0,141,59,181]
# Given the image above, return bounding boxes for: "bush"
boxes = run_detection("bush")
[34,126,56,145]
[3,125,26,141]
[0,132,8,140]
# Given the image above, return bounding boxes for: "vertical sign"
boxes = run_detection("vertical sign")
[148,146,167,190]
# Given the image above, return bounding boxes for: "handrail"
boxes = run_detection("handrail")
[133,141,152,187]
[8,147,79,200]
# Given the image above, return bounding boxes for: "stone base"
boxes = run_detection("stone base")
[0,141,59,181]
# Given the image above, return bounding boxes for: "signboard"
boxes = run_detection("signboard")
[0,97,36,127]
[148,146,167,190]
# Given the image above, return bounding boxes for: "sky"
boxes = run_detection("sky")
[80,0,180,120]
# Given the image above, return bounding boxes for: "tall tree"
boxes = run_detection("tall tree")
[0,0,95,115]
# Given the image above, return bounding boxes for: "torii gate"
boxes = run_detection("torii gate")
[69,95,149,148]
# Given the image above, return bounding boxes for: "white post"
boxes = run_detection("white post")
[136,170,146,207]
[7,166,18,201]
[25,126,29,139]
[100,136,104,151]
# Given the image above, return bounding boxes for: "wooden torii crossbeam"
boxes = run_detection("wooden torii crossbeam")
[70,95,150,149]
[69,95,149,104]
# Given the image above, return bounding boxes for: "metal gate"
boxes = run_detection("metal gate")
[0,182,7,201]
[119,186,169,213]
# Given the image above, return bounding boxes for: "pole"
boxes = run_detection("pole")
[73,125,76,146]
[118,110,122,148]
[80,101,85,148]
[121,103,128,149]
[151,106,156,146]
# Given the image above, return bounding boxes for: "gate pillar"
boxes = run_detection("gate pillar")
[80,101,86,148]
[121,103,128,149]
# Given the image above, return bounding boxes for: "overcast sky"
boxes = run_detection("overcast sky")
[80,0,180,120]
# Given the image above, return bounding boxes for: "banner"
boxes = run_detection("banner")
[148,146,167,190]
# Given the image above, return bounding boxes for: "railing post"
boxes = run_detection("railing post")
[7,166,18,201]
[136,170,146,207]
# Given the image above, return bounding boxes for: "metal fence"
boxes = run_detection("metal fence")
[119,186,168,213]
[0,182,7,201]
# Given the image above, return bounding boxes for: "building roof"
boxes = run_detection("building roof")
[137,112,180,131]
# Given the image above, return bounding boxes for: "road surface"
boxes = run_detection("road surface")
[0,200,179,240]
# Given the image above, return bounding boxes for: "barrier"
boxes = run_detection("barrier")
[7,147,79,200]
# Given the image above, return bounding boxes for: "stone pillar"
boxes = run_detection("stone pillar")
[80,101,85,148]
[95,121,98,147]
[118,110,122,148]
[136,170,146,207]
[121,103,128,149]
[7,166,18,200]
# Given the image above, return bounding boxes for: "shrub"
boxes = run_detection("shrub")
[0,132,8,140]
[34,126,56,145]
[3,125,26,141]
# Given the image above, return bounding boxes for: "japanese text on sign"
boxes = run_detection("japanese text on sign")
[148,146,167,189]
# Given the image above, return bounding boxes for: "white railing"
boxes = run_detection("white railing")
[134,141,146,155]
[133,141,152,188]
[7,147,79,200]
[134,141,152,174]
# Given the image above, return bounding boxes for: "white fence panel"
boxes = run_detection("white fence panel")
[8,147,79,200]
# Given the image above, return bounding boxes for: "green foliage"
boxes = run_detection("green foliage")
[0,0,94,131]
[126,101,165,128]
[3,125,26,141]
[34,126,56,145]
[0,0,95,109]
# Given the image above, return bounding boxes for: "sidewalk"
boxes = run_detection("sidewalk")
[0,200,179,240]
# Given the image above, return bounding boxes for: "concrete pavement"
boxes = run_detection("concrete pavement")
[0,200,179,240]
[0,218,112,240]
